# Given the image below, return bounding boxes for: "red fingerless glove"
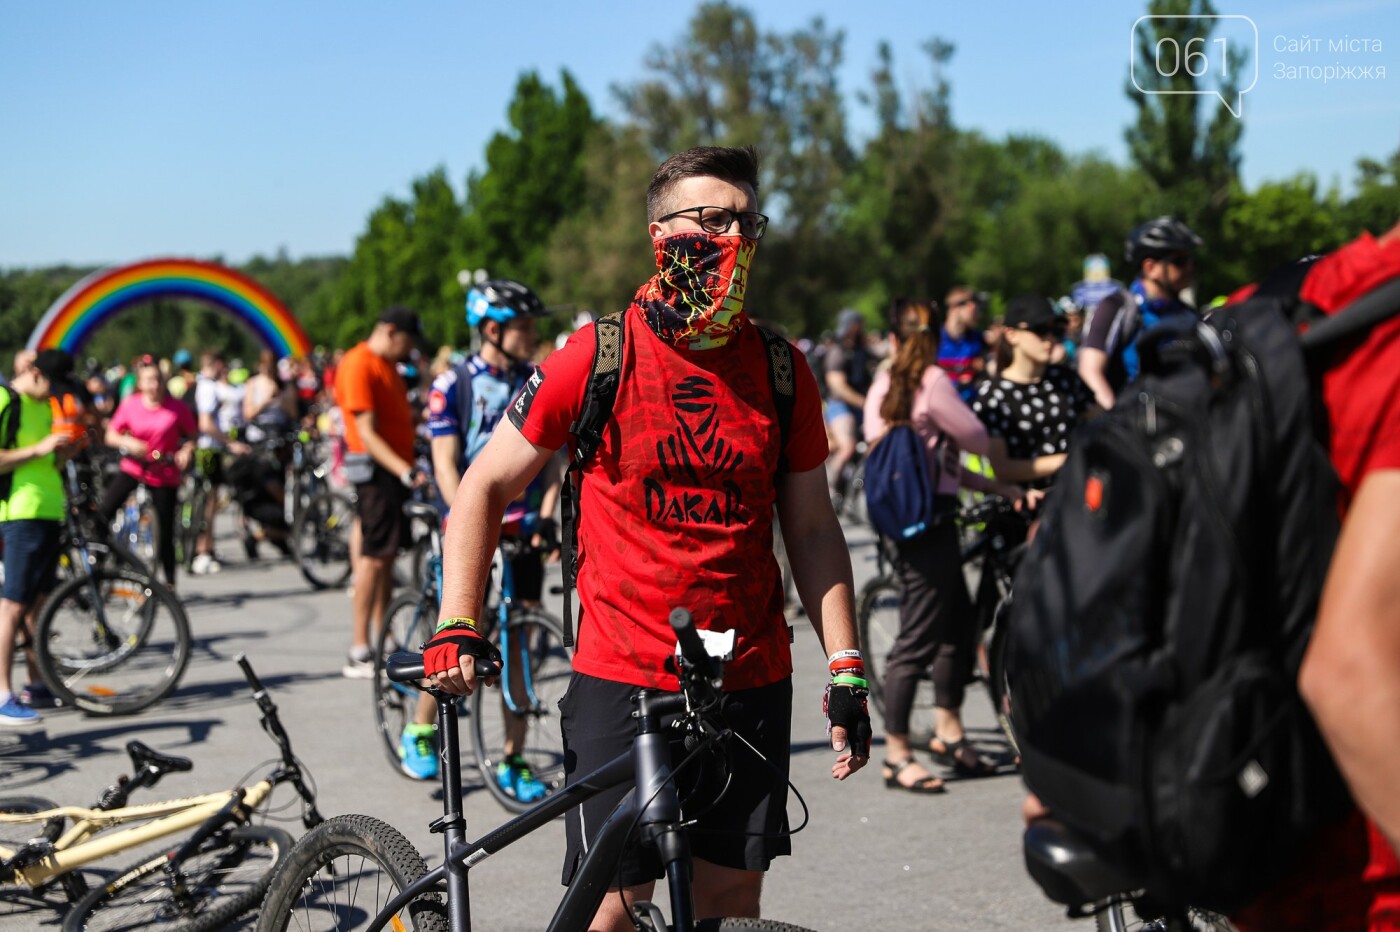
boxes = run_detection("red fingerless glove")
[423,622,502,677]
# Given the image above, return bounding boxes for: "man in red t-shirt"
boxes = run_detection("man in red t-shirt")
[1222,221,1400,931]
[423,145,870,929]
[334,306,427,678]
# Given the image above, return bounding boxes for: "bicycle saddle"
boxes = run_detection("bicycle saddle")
[403,501,441,523]
[126,740,193,777]
[1023,818,1138,906]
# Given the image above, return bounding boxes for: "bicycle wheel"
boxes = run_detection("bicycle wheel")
[35,568,191,715]
[58,540,150,585]
[255,815,447,932]
[472,608,571,813]
[694,921,819,931]
[180,480,206,573]
[373,592,438,775]
[0,796,64,853]
[63,824,293,932]
[293,492,354,590]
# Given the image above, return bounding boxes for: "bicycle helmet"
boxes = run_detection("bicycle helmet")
[1125,216,1203,265]
[465,279,546,328]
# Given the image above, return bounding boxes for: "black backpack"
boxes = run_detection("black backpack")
[1005,266,1400,912]
[557,314,796,647]
[0,387,23,504]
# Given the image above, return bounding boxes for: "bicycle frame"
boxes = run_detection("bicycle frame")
[368,683,699,932]
[0,780,275,887]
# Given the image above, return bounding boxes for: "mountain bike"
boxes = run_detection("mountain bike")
[373,501,571,812]
[0,655,323,931]
[291,487,355,590]
[1024,818,1236,931]
[259,610,815,932]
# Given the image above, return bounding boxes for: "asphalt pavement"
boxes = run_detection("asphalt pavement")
[0,516,1084,931]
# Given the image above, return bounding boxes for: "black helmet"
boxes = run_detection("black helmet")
[1125,216,1203,266]
[465,279,546,327]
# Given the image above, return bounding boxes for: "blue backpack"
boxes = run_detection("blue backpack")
[863,423,939,541]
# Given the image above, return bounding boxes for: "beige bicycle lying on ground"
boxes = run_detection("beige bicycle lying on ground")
[0,655,322,931]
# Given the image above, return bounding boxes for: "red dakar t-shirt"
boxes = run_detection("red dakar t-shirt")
[1228,230,1400,931]
[508,309,828,691]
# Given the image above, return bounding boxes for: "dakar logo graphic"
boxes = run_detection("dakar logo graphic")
[643,375,746,526]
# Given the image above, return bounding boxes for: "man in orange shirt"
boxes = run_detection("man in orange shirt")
[335,307,428,677]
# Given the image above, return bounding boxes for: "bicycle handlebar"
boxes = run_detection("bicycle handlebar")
[385,651,502,684]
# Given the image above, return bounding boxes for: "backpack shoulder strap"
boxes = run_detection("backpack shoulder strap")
[755,325,795,474]
[559,312,626,648]
[1,387,21,450]
[1299,274,1400,352]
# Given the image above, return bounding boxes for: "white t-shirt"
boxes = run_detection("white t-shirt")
[194,376,246,448]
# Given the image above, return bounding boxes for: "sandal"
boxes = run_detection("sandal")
[882,758,946,795]
[927,736,998,778]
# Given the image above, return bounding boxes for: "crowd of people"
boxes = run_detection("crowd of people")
[2,141,1397,930]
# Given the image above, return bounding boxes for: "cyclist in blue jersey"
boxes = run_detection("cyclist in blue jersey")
[1077,217,1201,410]
[395,278,561,789]
[937,286,987,403]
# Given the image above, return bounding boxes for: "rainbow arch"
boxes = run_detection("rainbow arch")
[27,258,313,359]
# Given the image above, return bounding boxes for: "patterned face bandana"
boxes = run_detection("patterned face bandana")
[633,231,757,350]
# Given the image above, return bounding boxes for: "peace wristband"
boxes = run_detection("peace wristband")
[435,617,478,634]
[828,649,863,664]
[830,674,869,689]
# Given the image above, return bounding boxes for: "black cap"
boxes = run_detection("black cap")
[1004,293,1058,330]
[377,306,425,339]
[32,348,80,395]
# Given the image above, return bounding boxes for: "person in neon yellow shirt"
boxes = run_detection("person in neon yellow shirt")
[0,349,78,726]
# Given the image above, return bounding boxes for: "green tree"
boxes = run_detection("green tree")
[461,70,596,295]
[1344,147,1400,238]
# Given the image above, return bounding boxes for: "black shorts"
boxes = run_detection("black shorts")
[0,519,62,604]
[559,672,793,887]
[354,467,409,560]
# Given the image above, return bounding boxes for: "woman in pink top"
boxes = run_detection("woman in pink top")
[99,357,197,586]
[863,299,1029,794]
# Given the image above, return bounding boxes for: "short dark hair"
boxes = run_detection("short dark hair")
[646,145,760,222]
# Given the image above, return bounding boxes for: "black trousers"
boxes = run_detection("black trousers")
[882,501,974,735]
[99,472,179,586]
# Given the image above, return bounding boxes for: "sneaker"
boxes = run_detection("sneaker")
[0,695,42,728]
[496,755,548,803]
[19,683,58,709]
[398,724,439,780]
[341,646,374,679]
[191,553,223,575]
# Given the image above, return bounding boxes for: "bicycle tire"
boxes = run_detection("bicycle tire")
[293,491,354,590]
[62,824,291,932]
[255,814,447,932]
[855,575,902,717]
[180,480,206,573]
[35,568,191,715]
[373,591,441,776]
[0,796,64,853]
[693,920,819,931]
[472,608,571,813]
[59,540,151,585]
[1095,900,1237,932]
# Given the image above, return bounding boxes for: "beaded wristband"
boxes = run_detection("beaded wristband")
[435,616,478,634]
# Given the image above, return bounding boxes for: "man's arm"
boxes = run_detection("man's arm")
[776,464,867,780]
[1077,347,1117,411]
[432,422,555,695]
[431,434,463,508]
[353,409,415,480]
[1298,469,1400,854]
[824,369,864,408]
[0,432,67,474]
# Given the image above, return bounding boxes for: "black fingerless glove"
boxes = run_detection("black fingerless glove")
[823,682,872,758]
[423,623,502,678]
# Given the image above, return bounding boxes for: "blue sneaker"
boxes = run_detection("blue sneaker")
[398,724,439,780]
[496,755,548,803]
[0,694,41,728]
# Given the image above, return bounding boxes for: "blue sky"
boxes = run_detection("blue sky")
[3,0,1398,268]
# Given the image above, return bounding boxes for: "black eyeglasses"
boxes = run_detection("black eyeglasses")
[1019,322,1065,340]
[1162,253,1194,269]
[656,205,769,240]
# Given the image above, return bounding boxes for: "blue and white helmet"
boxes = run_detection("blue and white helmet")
[465,279,546,328]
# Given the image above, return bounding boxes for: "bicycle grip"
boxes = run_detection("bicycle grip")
[235,653,266,694]
[669,608,717,680]
[386,651,501,684]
